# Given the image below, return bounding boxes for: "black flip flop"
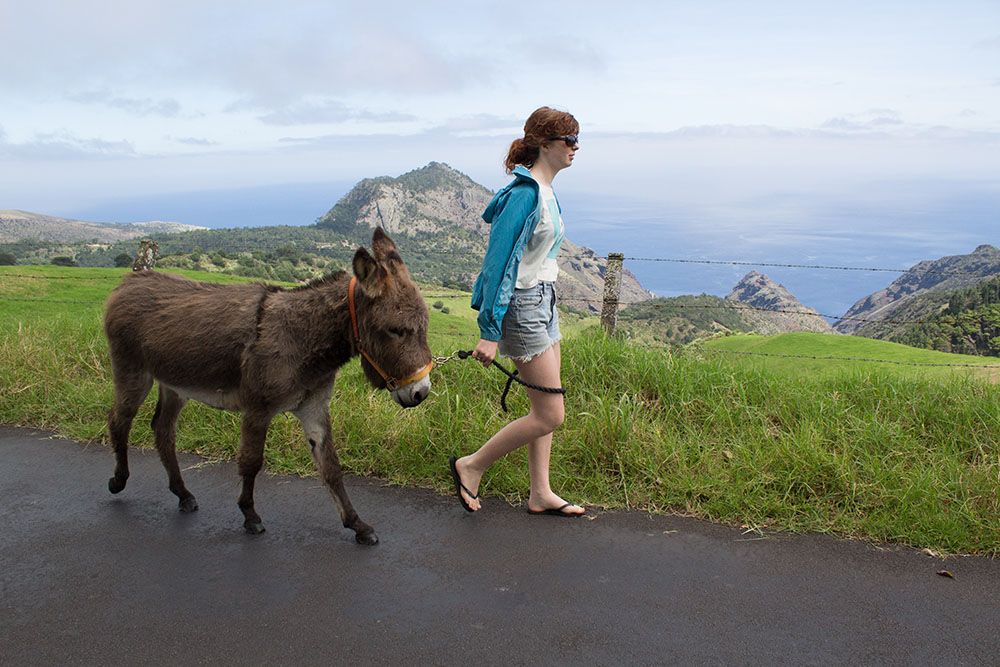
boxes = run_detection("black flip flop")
[448,456,478,513]
[526,502,585,518]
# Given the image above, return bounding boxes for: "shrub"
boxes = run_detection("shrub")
[0,252,16,265]
[113,253,132,267]
[433,301,444,310]
[51,256,77,267]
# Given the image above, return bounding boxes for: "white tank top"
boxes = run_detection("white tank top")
[515,183,563,288]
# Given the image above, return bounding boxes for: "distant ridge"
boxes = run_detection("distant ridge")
[836,245,1000,335]
[0,209,206,243]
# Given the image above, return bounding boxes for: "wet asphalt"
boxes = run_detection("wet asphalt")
[1,425,998,666]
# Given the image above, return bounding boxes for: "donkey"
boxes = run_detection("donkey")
[102,229,431,545]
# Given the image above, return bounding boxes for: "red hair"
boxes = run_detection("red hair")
[503,107,579,174]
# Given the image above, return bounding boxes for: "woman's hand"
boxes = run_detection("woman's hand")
[472,339,498,368]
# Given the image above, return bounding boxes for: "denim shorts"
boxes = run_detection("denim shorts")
[498,281,561,362]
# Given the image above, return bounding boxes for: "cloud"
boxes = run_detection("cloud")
[247,100,417,126]
[189,26,493,108]
[655,125,804,139]
[168,136,217,146]
[68,90,181,117]
[0,3,496,107]
[820,109,903,132]
[0,129,136,160]
[430,114,523,134]
[509,36,606,72]
[974,34,1000,50]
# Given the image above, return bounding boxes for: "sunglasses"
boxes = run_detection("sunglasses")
[547,134,579,147]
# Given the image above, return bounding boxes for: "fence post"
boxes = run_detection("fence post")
[132,239,158,271]
[601,252,624,335]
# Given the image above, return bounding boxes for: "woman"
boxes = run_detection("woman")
[449,106,584,517]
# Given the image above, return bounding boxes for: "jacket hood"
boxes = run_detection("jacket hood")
[481,166,539,224]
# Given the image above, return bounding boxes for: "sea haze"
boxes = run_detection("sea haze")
[61,181,353,229]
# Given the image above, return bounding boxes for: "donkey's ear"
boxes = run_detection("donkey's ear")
[371,227,400,263]
[352,247,385,297]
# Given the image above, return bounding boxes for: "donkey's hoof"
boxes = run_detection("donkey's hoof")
[244,521,266,535]
[179,497,199,513]
[108,476,127,494]
[355,529,379,546]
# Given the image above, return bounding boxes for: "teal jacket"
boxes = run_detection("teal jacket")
[470,166,561,341]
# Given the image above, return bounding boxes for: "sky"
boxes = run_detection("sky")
[1,0,998,279]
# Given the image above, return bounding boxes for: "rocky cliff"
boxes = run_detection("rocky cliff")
[726,271,833,334]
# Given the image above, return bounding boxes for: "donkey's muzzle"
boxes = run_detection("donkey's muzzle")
[392,375,431,408]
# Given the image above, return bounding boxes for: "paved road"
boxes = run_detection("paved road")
[1,425,998,666]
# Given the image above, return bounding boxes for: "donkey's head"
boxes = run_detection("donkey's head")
[351,228,432,408]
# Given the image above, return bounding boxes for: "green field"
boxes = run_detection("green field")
[699,332,1000,382]
[2,266,999,555]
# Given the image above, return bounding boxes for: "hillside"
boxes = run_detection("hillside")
[619,271,831,344]
[836,244,1000,335]
[881,274,1000,356]
[0,209,205,243]
[316,162,652,310]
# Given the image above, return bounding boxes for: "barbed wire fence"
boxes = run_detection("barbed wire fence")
[3,238,999,371]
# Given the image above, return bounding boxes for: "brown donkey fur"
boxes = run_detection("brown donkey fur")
[103,229,431,544]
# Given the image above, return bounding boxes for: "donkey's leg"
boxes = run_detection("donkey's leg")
[294,386,378,546]
[151,385,197,512]
[237,412,271,535]
[107,369,153,494]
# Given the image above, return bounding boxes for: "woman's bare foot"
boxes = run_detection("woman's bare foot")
[527,492,585,516]
[455,456,483,511]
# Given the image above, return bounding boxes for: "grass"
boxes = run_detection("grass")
[699,332,1000,382]
[2,266,999,555]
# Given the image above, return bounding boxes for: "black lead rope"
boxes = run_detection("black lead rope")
[455,350,566,412]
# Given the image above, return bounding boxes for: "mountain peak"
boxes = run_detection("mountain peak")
[392,161,478,192]
[728,271,794,303]
[726,271,833,334]
[315,163,491,236]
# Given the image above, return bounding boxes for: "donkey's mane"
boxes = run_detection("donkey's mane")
[291,270,348,292]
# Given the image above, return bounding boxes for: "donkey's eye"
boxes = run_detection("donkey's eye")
[387,328,407,338]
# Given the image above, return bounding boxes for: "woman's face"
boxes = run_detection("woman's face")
[540,134,579,172]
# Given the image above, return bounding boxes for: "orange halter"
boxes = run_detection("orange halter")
[348,276,433,391]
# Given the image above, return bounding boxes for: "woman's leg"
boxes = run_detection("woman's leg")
[524,344,583,514]
[456,342,580,513]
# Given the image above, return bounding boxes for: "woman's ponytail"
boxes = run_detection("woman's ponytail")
[504,137,539,174]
